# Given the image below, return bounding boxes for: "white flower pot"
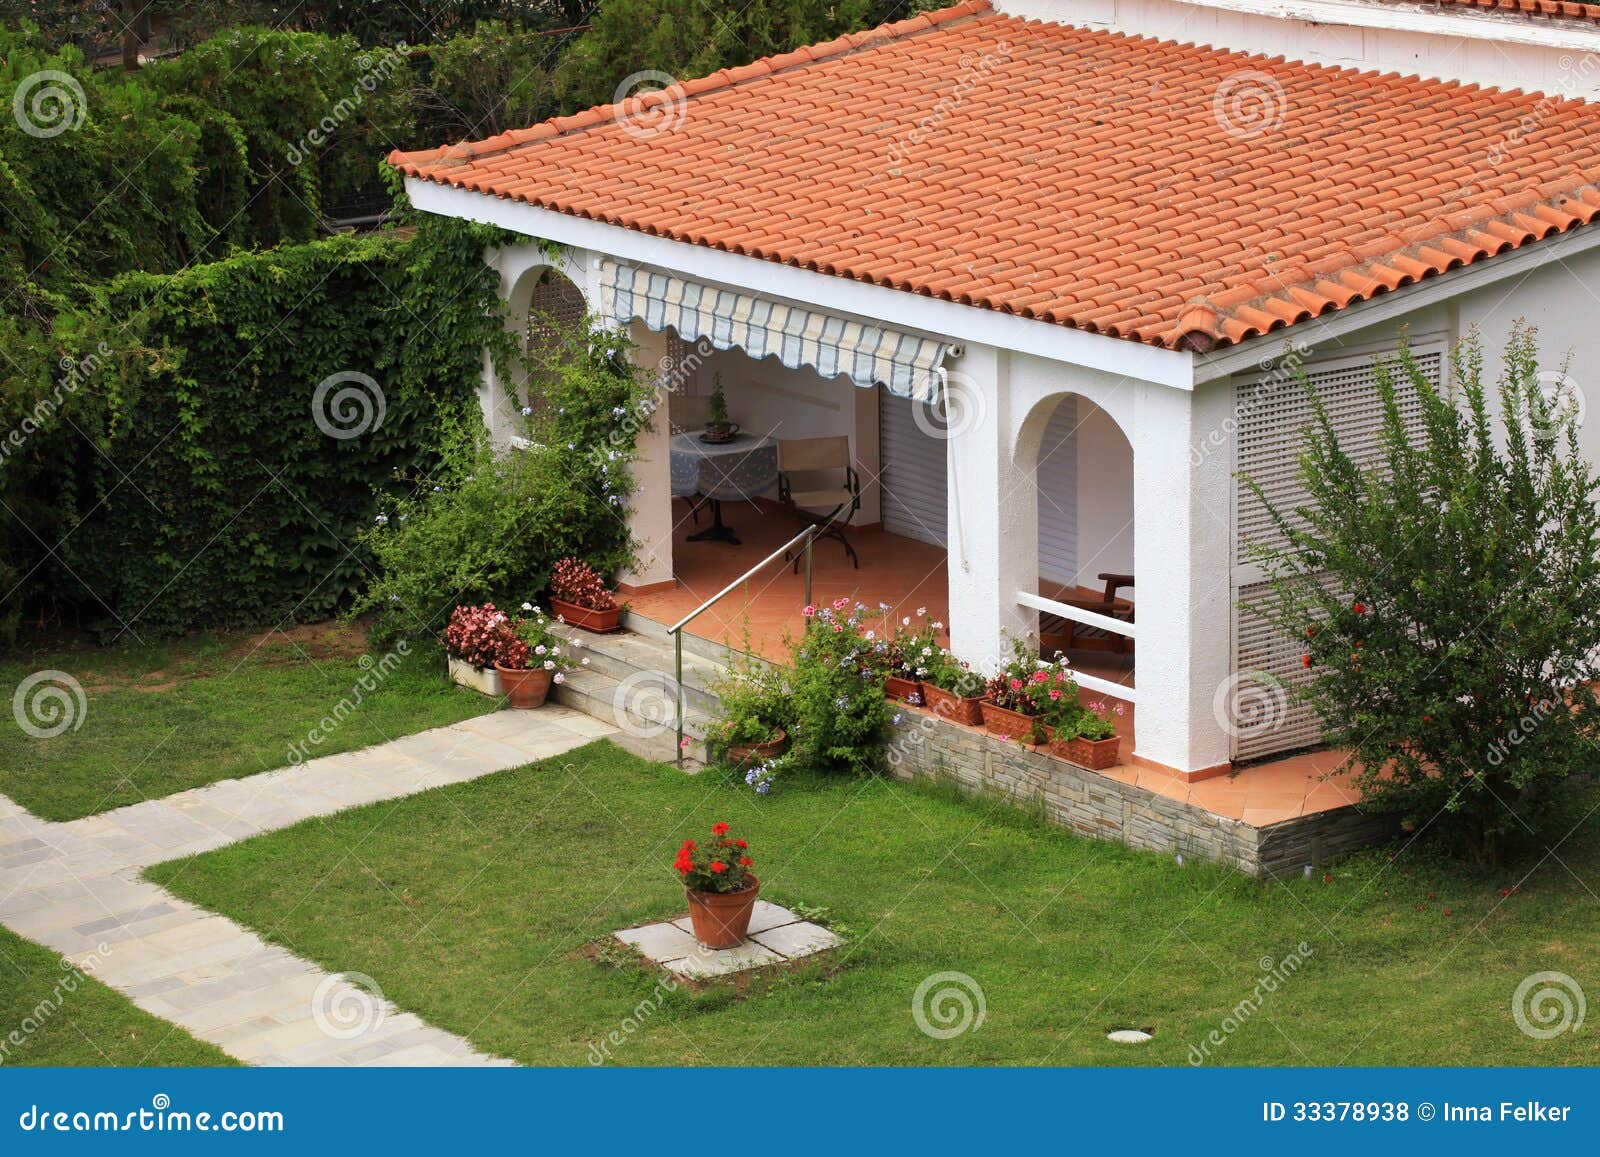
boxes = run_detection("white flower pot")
[448,656,503,697]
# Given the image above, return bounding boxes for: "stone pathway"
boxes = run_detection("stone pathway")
[0,706,617,1066]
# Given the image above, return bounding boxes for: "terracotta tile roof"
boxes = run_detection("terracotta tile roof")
[1384,0,1600,23]
[390,0,1600,352]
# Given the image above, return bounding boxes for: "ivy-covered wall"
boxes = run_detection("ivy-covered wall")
[9,219,511,640]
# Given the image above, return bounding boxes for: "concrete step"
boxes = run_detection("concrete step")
[551,665,715,765]
[550,623,725,715]
[620,609,778,671]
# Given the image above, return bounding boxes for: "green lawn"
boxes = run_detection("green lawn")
[147,741,1600,1066]
[0,624,495,820]
[0,925,235,1067]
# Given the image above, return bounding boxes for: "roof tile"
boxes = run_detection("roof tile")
[390,1,1600,352]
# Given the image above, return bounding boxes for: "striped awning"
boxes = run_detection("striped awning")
[600,259,950,401]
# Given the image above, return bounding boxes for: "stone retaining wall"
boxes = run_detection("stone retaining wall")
[883,710,1393,878]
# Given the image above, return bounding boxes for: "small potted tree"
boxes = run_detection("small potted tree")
[494,604,583,708]
[549,556,621,633]
[674,821,758,949]
[701,373,738,443]
[441,603,510,697]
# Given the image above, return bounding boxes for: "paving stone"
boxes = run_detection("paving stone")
[750,920,842,958]
[616,921,702,962]
[667,940,784,978]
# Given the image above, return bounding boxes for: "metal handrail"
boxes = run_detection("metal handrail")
[667,524,818,766]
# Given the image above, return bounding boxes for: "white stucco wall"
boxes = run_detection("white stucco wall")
[994,0,1600,97]
[1073,400,1135,590]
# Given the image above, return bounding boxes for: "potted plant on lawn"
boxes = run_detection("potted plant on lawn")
[674,821,758,949]
[981,639,1048,743]
[549,556,622,633]
[440,603,511,697]
[920,648,986,725]
[701,373,738,443]
[1047,698,1124,770]
[707,651,793,765]
[494,603,583,709]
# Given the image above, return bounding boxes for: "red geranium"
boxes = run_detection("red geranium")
[674,823,754,894]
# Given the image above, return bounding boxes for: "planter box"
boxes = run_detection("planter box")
[980,699,1043,743]
[922,683,984,726]
[550,597,622,633]
[1047,732,1121,770]
[884,675,922,704]
[448,656,503,698]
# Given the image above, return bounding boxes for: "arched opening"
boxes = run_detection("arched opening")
[505,265,588,416]
[1018,390,1136,724]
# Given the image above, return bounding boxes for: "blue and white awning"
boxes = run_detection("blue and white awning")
[600,259,951,402]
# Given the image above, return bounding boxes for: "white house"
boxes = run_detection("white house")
[390,0,1600,780]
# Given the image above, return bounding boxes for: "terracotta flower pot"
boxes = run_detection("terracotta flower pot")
[727,728,787,766]
[685,874,759,949]
[884,675,922,704]
[550,597,621,633]
[923,683,984,726]
[494,664,553,709]
[1048,732,1122,770]
[981,699,1043,743]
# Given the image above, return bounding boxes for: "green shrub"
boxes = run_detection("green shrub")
[353,318,653,648]
[706,650,795,760]
[1244,325,1600,865]
[788,599,891,776]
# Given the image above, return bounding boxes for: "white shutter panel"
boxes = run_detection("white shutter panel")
[1036,396,1078,586]
[1230,346,1441,761]
[879,390,948,547]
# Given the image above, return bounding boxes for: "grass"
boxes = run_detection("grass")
[0,623,496,820]
[0,925,235,1067]
[147,741,1600,1066]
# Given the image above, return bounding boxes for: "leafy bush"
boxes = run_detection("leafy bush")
[707,651,795,759]
[3,220,505,640]
[788,599,891,776]
[1244,325,1600,865]
[353,319,652,647]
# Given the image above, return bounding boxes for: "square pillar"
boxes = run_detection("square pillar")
[946,345,1035,671]
[1128,380,1233,775]
[618,323,675,591]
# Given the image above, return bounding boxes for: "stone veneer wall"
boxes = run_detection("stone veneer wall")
[883,711,1395,878]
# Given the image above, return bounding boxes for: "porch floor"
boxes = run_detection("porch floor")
[627,501,1363,829]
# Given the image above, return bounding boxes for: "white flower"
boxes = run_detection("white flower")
[916,606,927,616]
[931,620,944,630]
[581,657,590,665]
[543,660,556,670]
[521,602,533,611]
[902,616,911,626]
[535,644,547,655]
[553,672,565,684]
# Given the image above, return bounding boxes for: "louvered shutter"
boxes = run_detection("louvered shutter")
[879,389,948,547]
[1230,345,1441,761]
[1036,396,1078,586]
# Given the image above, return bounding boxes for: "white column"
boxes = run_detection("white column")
[1128,379,1233,774]
[947,345,1034,670]
[618,322,675,591]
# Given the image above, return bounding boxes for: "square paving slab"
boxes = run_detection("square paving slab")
[615,901,841,978]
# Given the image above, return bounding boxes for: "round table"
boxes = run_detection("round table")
[670,431,778,545]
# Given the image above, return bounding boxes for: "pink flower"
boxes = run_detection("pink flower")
[803,605,816,617]
[1009,678,1024,691]
[833,597,850,610]
[1048,689,1062,701]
